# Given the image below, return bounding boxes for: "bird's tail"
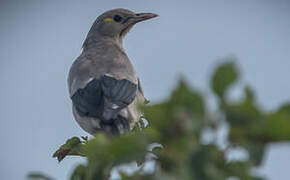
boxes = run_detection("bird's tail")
[100,115,130,135]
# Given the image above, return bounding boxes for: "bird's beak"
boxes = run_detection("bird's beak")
[120,13,158,37]
[132,13,158,23]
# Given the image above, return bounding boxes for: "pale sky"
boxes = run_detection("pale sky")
[0,0,290,179]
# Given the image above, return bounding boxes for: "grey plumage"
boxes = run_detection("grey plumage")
[68,9,157,135]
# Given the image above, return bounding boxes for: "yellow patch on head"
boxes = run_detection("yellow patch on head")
[104,17,113,22]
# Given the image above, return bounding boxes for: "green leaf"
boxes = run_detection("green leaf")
[226,99,262,127]
[246,143,265,166]
[211,62,239,99]
[169,78,205,117]
[53,137,85,162]
[226,161,264,180]
[142,103,171,139]
[264,104,290,141]
[190,145,228,180]
[143,79,205,141]
[70,165,87,180]
[82,133,149,180]
[245,86,255,102]
[107,132,149,165]
[84,134,110,161]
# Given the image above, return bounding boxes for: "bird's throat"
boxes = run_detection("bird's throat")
[120,24,134,38]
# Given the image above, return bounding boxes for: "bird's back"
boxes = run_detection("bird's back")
[68,40,138,97]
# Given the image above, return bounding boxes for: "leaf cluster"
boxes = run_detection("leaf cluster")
[30,60,290,180]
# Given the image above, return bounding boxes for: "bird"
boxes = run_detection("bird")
[68,8,157,136]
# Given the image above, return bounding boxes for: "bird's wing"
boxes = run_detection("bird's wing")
[71,75,137,122]
[68,53,139,135]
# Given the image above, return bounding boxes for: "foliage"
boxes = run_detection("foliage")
[29,61,290,180]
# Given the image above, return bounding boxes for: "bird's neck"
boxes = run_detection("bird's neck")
[82,33,124,53]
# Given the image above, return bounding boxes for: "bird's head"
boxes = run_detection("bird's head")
[83,8,158,47]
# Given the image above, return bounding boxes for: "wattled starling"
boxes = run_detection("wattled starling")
[68,8,157,136]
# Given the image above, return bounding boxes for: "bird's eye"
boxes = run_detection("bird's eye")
[113,15,123,22]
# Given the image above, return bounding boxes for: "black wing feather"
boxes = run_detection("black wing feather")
[71,75,137,122]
